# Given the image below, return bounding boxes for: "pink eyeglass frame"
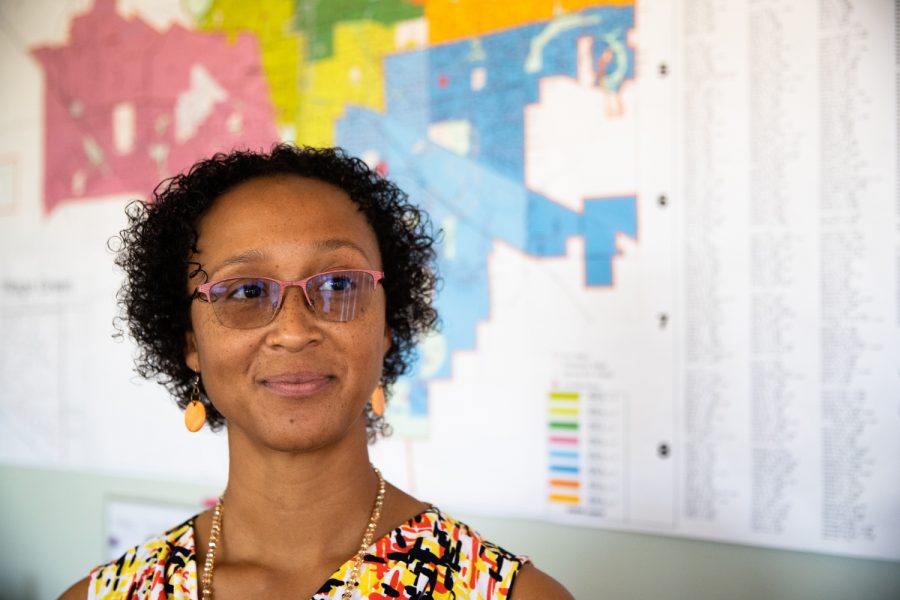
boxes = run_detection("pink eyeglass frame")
[193,269,385,314]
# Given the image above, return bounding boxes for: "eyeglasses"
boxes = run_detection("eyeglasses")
[193,269,385,329]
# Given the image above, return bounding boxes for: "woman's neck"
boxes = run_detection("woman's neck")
[216,420,378,571]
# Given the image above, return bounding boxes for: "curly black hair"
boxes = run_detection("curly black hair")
[112,144,439,441]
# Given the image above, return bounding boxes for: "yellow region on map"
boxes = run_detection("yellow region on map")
[197,0,302,131]
[195,0,633,145]
[425,0,633,43]
[296,21,394,146]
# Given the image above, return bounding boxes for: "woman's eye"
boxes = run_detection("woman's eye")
[229,282,266,299]
[320,274,355,292]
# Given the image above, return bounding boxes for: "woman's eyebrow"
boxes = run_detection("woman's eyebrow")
[210,240,371,274]
[215,249,267,270]
[311,238,370,257]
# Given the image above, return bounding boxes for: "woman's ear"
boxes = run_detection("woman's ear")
[185,330,200,372]
[382,325,392,358]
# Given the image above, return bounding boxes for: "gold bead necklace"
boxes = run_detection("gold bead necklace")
[200,466,386,600]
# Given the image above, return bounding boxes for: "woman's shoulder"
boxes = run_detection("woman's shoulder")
[508,563,574,600]
[58,576,90,600]
[71,516,198,599]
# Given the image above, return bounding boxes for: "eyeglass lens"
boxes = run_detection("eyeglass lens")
[207,271,376,328]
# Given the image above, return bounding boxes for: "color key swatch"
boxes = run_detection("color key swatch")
[548,391,581,505]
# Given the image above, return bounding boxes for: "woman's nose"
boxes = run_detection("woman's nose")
[265,286,322,348]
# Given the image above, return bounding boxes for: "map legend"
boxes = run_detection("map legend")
[548,352,627,521]
[548,391,581,506]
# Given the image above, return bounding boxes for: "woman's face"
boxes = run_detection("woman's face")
[184,175,390,452]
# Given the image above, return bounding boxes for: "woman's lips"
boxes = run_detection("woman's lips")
[259,373,334,397]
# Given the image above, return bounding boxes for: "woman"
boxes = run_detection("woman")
[60,145,572,599]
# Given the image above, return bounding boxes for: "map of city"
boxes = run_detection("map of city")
[31,0,638,433]
[4,0,898,565]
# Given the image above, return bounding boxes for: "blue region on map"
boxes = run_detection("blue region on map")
[336,7,636,417]
[583,197,637,283]
[527,194,636,284]
[428,7,634,181]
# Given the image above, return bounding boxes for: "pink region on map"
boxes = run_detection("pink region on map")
[31,0,277,213]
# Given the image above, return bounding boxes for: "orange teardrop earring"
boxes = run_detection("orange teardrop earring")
[184,375,206,432]
[371,384,385,417]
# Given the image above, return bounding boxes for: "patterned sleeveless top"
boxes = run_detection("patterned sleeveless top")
[88,506,528,599]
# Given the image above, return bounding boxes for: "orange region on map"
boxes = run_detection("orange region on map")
[425,0,633,44]
[197,0,302,131]
[295,21,395,146]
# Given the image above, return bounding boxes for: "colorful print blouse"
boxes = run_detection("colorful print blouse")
[88,507,528,599]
